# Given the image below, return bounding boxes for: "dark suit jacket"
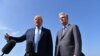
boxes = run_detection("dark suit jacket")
[9,27,53,56]
[55,24,82,56]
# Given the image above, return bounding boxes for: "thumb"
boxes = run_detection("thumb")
[5,33,9,36]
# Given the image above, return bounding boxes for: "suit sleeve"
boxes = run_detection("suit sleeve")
[9,31,27,43]
[9,35,26,43]
[72,25,82,55]
[47,30,53,56]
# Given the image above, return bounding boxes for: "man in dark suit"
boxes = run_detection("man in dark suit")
[55,12,82,56]
[4,15,53,56]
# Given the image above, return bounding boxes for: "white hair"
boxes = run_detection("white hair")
[34,15,42,18]
[59,12,68,16]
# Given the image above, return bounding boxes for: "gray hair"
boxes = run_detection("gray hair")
[34,15,42,19]
[59,12,68,16]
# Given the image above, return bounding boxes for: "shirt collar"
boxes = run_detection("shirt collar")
[35,25,42,29]
[63,24,69,29]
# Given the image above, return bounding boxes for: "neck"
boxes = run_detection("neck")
[63,23,68,26]
[36,25,42,29]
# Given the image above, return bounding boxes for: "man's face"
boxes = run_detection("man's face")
[34,16,43,27]
[59,15,68,25]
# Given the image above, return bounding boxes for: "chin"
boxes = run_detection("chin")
[61,22,64,24]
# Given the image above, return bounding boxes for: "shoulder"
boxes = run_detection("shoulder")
[42,27,51,32]
[42,27,50,31]
[70,24,80,30]
[26,28,34,32]
[70,24,79,28]
[56,28,62,35]
[27,28,34,31]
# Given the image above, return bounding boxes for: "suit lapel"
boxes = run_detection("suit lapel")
[32,28,35,42]
[33,27,44,43]
[60,24,71,40]
[39,27,44,41]
[59,29,63,41]
[63,24,71,36]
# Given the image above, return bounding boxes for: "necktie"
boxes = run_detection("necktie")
[62,26,66,36]
[34,28,40,53]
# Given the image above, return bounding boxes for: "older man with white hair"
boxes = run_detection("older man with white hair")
[4,15,53,56]
[55,12,83,56]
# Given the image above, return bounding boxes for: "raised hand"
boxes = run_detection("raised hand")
[4,33,10,41]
